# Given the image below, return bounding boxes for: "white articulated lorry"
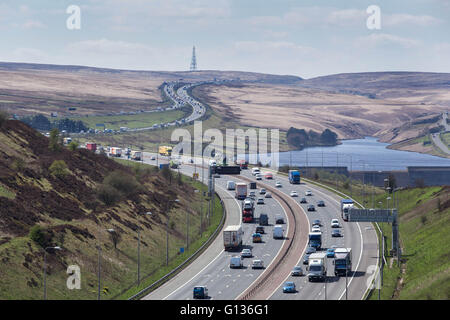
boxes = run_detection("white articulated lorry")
[223,225,243,251]
[307,252,327,282]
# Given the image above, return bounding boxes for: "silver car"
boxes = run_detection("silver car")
[291,265,304,276]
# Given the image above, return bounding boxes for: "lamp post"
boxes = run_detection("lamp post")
[137,212,153,286]
[96,245,102,300]
[166,199,180,266]
[43,246,62,300]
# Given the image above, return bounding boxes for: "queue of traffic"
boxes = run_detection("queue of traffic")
[193,164,353,298]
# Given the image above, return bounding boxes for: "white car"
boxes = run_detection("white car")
[290,191,298,197]
[311,226,321,233]
[265,192,272,198]
[150,155,156,160]
[241,249,252,258]
[251,259,264,269]
[331,219,340,228]
[256,174,262,180]
[305,190,313,196]
[275,181,282,188]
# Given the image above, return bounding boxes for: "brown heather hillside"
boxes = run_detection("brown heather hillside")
[0,120,207,299]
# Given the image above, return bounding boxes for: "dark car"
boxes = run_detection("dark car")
[259,213,269,226]
[300,197,307,203]
[307,205,315,212]
[302,254,310,265]
[256,226,265,234]
[306,246,316,254]
[317,200,325,207]
[193,286,208,299]
[332,229,342,237]
[312,219,322,227]
[275,215,284,224]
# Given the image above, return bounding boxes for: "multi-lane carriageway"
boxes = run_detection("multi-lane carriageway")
[139,155,379,300]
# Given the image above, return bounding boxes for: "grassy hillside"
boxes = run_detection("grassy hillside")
[296,170,450,299]
[0,119,222,299]
[368,186,450,300]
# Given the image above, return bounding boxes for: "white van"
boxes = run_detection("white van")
[252,167,260,176]
[229,256,243,269]
[227,181,236,190]
[273,225,284,239]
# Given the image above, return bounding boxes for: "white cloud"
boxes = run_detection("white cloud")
[234,41,315,55]
[22,20,46,29]
[355,33,421,48]
[1,47,49,63]
[384,14,442,27]
[326,9,366,27]
[66,38,157,57]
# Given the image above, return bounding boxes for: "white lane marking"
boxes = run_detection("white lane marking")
[161,182,241,300]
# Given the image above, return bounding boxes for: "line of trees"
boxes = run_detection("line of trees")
[286,127,338,149]
[21,114,88,133]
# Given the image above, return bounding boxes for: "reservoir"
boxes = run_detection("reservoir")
[279,137,450,171]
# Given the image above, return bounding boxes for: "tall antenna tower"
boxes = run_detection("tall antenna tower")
[190,46,197,71]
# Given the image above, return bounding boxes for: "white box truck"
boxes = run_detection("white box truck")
[235,183,247,200]
[223,225,243,251]
[131,151,142,161]
[307,252,327,282]
[334,248,352,276]
[109,147,122,157]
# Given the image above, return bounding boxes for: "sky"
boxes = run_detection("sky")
[0,0,449,78]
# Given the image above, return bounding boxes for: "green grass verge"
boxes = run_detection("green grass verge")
[65,109,187,131]
[279,169,449,300]
[113,159,225,300]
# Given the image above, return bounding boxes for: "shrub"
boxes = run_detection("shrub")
[29,225,51,248]
[49,160,69,177]
[68,141,79,151]
[97,184,121,206]
[103,170,142,196]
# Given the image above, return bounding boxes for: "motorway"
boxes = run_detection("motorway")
[142,157,289,300]
[135,154,378,300]
[431,112,450,155]
[238,170,378,300]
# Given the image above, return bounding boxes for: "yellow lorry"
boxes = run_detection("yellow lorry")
[158,146,172,156]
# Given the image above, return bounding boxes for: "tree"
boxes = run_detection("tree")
[320,129,338,145]
[49,160,69,177]
[109,230,122,250]
[49,128,62,151]
[68,141,79,151]
[0,110,8,127]
[387,173,397,193]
